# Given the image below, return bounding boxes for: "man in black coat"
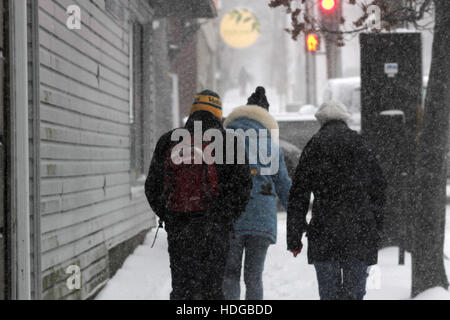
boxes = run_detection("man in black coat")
[145,90,252,300]
[287,100,387,300]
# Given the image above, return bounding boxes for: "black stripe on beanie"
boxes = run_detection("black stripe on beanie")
[192,101,222,110]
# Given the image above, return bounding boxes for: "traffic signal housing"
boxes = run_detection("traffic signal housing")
[319,0,339,26]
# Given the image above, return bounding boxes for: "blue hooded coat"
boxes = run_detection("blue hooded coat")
[224,105,292,244]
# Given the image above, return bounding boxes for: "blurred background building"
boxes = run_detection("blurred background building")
[0,0,447,301]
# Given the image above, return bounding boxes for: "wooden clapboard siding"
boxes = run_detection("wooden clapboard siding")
[40,122,130,148]
[39,1,129,76]
[38,0,156,299]
[40,84,130,124]
[63,257,109,299]
[42,243,108,299]
[39,30,129,90]
[40,104,130,137]
[41,172,130,196]
[41,196,134,233]
[40,186,133,219]
[41,201,149,253]
[40,48,130,101]
[40,67,129,112]
[41,210,149,271]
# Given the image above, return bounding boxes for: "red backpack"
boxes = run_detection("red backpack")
[163,137,220,213]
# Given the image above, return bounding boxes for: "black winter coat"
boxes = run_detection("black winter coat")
[287,120,387,265]
[145,111,253,226]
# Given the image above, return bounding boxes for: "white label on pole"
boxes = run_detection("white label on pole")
[367,5,381,31]
[384,63,398,78]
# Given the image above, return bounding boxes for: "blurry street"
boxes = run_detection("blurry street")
[97,207,450,300]
[1,0,449,301]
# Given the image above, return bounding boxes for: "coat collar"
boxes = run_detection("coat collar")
[320,119,349,130]
[223,105,279,142]
[185,111,224,132]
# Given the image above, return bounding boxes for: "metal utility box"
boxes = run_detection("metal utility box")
[360,33,423,248]
[360,33,422,144]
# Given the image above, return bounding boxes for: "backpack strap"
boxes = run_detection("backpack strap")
[163,144,178,209]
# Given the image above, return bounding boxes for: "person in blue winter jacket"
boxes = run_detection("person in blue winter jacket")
[222,87,292,300]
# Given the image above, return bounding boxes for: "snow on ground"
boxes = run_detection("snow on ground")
[97,208,450,300]
[414,287,450,300]
[96,231,171,300]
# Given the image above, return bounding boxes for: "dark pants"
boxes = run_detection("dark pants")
[223,235,271,300]
[166,217,231,300]
[314,258,369,300]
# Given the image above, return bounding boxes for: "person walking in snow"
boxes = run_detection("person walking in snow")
[287,100,387,300]
[238,67,251,97]
[145,90,252,300]
[222,87,292,300]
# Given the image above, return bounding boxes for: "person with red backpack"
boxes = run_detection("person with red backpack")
[145,90,252,300]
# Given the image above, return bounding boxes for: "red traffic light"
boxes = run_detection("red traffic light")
[306,33,319,52]
[320,0,337,12]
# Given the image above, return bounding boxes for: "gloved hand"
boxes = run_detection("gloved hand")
[290,242,303,258]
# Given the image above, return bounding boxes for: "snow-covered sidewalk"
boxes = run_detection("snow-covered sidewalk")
[97,209,450,300]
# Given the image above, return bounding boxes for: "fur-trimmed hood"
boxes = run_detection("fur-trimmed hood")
[223,105,279,142]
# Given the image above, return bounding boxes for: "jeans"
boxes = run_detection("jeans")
[314,258,369,300]
[223,235,271,300]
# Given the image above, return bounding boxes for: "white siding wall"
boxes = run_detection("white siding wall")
[37,0,155,299]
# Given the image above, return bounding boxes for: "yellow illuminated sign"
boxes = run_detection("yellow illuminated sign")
[307,34,319,52]
[220,8,261,49]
